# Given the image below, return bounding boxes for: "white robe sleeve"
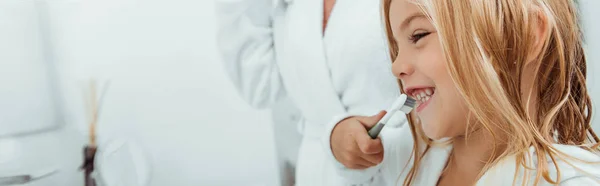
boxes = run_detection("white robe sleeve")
[560,177,600,186]
[215,0,285,109]
[322,112,414,185]
[553,146,600,186]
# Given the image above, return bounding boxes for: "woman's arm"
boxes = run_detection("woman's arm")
[215,0,285,109]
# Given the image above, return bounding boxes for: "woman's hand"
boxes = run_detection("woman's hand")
[330,111,386,169]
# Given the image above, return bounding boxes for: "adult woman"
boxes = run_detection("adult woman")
[215,0,406,184]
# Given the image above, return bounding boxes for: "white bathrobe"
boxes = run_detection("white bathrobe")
[323,117,600,185]
[215,0,406,185]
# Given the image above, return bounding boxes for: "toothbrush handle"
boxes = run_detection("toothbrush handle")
[367,123,385,139]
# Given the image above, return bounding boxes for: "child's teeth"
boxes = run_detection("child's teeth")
[413,89,434,103]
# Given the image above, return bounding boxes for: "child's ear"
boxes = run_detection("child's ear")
[526,7,550,65]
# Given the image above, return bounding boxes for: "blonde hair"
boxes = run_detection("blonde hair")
[382,0,600,185]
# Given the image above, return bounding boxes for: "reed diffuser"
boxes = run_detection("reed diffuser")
[81,80,100,186]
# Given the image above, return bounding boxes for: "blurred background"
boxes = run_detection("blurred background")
[0,0,598,186]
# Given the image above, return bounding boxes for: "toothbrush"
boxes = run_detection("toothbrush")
[367,94,416,139]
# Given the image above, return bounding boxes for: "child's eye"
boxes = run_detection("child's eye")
[409,31,431,44]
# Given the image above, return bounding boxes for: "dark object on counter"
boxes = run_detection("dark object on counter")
[81,145,97,186]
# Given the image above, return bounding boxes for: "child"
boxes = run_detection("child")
[326,0,600,185]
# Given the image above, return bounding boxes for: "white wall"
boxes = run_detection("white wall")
[0,0,61,136]
[580,0,600,132]
[45,0,279,185]
[0,1,80,186]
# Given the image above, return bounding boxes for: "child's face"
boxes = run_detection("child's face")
[389,0,471,140]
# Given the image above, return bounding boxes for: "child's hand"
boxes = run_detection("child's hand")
[330,111,386,169]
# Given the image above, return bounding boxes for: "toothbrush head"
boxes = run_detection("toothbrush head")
[389,94,416,114]
[399,96,416,114]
